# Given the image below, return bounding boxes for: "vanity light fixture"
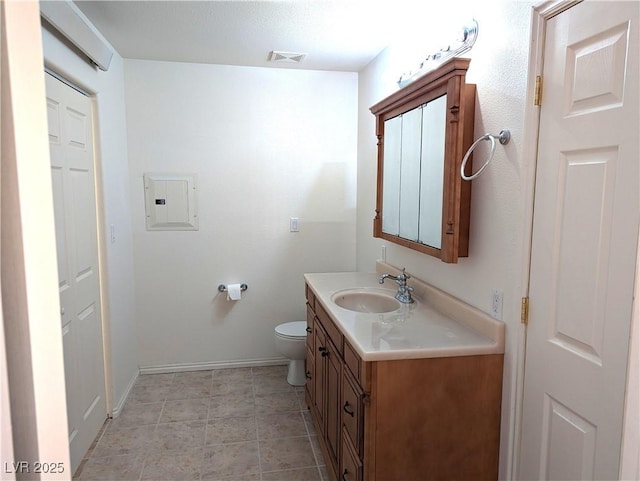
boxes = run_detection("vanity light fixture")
[397,19,478,88]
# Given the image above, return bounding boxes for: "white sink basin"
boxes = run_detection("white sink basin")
[331,288,401,313]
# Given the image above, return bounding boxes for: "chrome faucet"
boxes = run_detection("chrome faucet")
[379,268,414,304]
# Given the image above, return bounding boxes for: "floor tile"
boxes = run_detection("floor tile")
[128,384,169,404]
[206,416,257,445]
[257,412,307,439]
[159,398,209,423]
[319,464,330,481]
[166,381,212,400]
[253,375,296,394]
[262,466,322,481]
[173,370,213,385]
[259,436,316,472]
[212,367,253,381]
[111,401,164,427]
[149,420,206,452]
[136,373,175,387]
[209,393,255,418]
[140,448,203,481]
[201,441,261,480]
[302,410,315,430]
[91,425,156,457]
[77,454,143,481]
[309,435,325,467]
[80,367,328,480]
[255,391,300,414]
[206,474,260,481]
[252,365,288,377]
[211,378,254,397]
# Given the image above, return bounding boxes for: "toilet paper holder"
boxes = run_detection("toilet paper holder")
[218,283,248,293]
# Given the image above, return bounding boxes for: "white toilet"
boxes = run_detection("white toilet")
[274,321,308,386]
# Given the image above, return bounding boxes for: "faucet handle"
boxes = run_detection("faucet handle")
[398,268,411,281]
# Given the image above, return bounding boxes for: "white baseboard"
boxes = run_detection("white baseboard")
[139,357,288,375]
[111,369,139,418]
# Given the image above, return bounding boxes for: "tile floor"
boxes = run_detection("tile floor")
[75,366,328,481]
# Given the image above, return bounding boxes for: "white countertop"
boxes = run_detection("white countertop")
[304,268,505,362]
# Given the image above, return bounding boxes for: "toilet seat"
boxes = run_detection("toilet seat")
[275,321,307,339]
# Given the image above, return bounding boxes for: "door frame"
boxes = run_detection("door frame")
[45,66,114,417]
[514,0,639,478]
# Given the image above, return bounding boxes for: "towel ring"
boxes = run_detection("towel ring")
[460,130,511,181]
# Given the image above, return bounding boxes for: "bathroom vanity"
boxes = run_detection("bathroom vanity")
[304,263,505,481]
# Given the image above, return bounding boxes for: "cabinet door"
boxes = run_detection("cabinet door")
[325,339,342,475]
[305,346,314,406]
[305,304,315,351]
[342,370,363,457]
[313,325,327,427]
[341,432,363,481]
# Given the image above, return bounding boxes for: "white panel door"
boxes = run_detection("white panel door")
[519,2,639,480]
[46,73,106,474]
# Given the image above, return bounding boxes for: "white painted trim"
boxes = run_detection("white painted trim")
[2,2,71,474]
[90,93,114,417]
[139,357,288,375]
[39,0,113,71]
[513,1,582,478]
[110,369,139,418]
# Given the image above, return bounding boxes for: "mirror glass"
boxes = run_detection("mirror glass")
[381,94,446,248]
[371,57,475,263]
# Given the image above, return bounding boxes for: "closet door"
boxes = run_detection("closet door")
[46,72,107,474]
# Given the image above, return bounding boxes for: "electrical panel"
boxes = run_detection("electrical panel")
[143,173,198,231]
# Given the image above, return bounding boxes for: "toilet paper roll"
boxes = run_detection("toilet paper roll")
[227,283,242,301]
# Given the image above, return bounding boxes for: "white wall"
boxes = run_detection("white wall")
[357,3,534,479]
[124,60,357,369]
[41,16,139,413]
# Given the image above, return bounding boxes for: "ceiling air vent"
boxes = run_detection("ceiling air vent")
[268,51,307,64]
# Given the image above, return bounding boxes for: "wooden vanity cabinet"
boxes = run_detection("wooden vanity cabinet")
[306,288,343,476]
[305,284,503,481]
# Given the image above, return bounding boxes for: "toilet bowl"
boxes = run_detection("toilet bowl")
[274,321,307,386]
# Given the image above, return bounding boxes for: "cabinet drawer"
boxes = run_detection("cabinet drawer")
[305,305,315,351]
[342,370,363,456]
[305,283,315,311]
[344,340,360,380]
[315,301,343,354]
[341,430,363,481]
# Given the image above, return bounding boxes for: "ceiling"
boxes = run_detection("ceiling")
[74,0,469,72]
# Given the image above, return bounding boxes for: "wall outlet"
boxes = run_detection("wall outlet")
[491,288,503,320]
[290,217,300,232]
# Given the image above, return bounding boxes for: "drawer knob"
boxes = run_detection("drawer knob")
[343,401,354,417]
[306,371,312,380]
[306,327,312,334]
[319,346,329,357]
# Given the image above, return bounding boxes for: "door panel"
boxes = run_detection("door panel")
[46,73,106,475]
[520,2,639,479]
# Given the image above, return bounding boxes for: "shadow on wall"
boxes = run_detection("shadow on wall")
[207,160,357,330]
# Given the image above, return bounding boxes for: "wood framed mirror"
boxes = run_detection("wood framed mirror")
[370,58,476,263]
